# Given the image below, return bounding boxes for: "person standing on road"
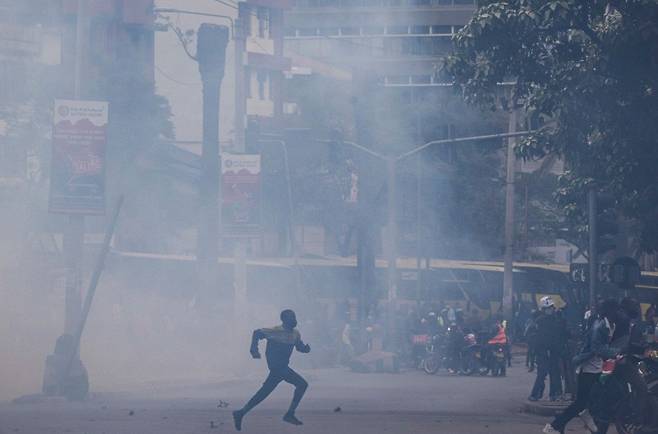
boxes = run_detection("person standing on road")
[524,310,540,372]
[233,309,311,431]
[529,296,567,401]
[542,299,621,434]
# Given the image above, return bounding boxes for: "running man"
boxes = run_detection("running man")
[232,309,311,431]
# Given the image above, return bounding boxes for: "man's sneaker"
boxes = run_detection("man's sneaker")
[528,396,540,402]
[283,413,304,426]
[232,410,244,431]
[542,423,561,433]
[578,409,598,432]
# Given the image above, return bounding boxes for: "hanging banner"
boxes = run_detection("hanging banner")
[221,153,262,236]
[49,99,108,214]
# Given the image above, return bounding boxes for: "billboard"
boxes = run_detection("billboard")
[221,154,261,236]
[49,99,108,215]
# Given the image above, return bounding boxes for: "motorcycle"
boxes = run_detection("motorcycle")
[410,333,430,369]
[487,343,507,377]
[459,333,489,376]
[422,333,448,375]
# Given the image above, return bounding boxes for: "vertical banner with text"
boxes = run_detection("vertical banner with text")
[221,153,262,236]
[49,99,108,214]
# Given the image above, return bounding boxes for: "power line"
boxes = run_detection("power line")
[155,64,200,86]
[211,0,239,10]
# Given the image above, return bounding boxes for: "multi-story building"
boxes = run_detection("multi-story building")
[0,0,155,180]
[0,0,156,259]
[281,0,479,258]
[236,0,292,149]
[154,0,290,153]
[284,0,476,88]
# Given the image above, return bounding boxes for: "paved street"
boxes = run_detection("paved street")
[0,358,595,434]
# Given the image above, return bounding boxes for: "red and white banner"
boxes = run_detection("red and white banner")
[221,154,261,236]
[49,99,108,214]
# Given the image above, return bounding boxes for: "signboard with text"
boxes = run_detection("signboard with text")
[49,99,108,215]
[221,153,262,236]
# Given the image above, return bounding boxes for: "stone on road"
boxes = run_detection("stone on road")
[0,361,560,434]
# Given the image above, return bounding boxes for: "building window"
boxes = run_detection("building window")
[320,27,340,36]
[257,71,268,100]
[386,75,410,85]
[411,25,430,35]
[411,75,432,84]
[340,27,359,36]
[386,25,409,35]
[298,27,318,37]
[362,26,385,35]
[246,67,252,98]
[257,7,270,38]
[431,25,452,35]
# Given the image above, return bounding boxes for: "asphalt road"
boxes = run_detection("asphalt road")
[0,360,595,434]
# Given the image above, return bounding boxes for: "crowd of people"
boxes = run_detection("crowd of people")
[536,296,656,434]
[399,302,512,373]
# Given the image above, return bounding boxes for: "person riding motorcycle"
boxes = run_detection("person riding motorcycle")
[487,317,509,375]
[446,322,464,373]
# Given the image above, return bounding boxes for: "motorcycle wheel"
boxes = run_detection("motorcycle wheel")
[423,356,440,375]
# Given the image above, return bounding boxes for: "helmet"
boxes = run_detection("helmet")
[539,296,555,309]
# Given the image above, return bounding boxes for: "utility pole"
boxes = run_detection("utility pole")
[502,107,517,321]
[588,186,597,309]
[386,157,398,304]
[234,4,246,152]
[63,0,89,336]
[352,69,377,324]
[414,91,423,307]
[196,24,229,303]
[416,154,422,305]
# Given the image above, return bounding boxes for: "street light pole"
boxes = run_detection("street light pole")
[588,186,598,309]
[322,128,536,329]
[503,108,517,321]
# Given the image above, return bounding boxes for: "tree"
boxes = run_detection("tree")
[445,0,658,253]
[89,57,176,252]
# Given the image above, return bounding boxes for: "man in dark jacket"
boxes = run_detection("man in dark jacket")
[529,296,567,401]
[233,309,311,431]
[525,310,540,372]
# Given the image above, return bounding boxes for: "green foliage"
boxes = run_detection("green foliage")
[445,0,658,252]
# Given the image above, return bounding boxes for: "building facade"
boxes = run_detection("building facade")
[284,0,475,87]
[236,0,292,150]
